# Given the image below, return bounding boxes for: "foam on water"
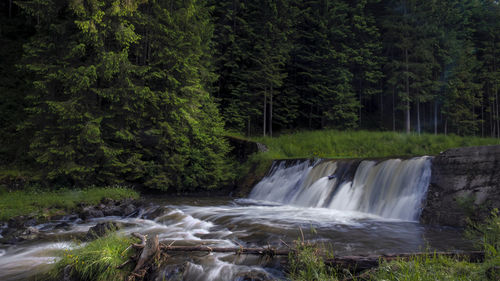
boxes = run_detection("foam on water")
[248,157,432,221]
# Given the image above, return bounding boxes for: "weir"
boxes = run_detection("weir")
[249,157,432,221]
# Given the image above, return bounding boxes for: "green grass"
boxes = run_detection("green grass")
[0,186,139,221]
[49,234,136,281]
[370,254,497,281]
[288,240,338,281]
[251,130,500,159]
[287,210,500,281]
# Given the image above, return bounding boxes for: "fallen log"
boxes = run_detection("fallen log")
[159,245,289,256]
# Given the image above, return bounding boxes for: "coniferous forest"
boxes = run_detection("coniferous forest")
[1,0,500,191]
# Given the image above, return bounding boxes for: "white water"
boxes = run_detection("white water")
[249,157,432,221]
[2,156,467,281]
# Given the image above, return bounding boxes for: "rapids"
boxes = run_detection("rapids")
[0,157,474,280]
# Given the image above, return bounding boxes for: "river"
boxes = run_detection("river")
[0,157,475,280]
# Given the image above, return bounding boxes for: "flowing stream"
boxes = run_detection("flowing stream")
[0,157,474,280]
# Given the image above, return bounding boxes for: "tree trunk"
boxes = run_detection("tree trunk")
[434,100,438,135]
[270,86,273,137]
[309,104,313,129]
[417,99,421,135]
[263,89,267,137]
[495,88,500,138]
[405,48,411,134]
[247,117,251,137]
[480,94,484,137]
[380,92,383,128]
[9,0,12,18]
[392,86,396,131]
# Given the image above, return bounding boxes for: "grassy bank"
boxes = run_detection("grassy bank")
[288,210,500,281]
[251,130,500,159]
[0,186,139,221]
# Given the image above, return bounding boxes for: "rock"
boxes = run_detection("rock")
[85,222,121,240]
[80,207,104,220]
[143,206,169,220]
[421,145,500,227]
[102,205,122,216]
[23,218,37,227]
[225,136,267,163]
[155,263,186,281]
[19,226,40,240]
[100,197,116,205]
[122,204,136,216]
[8,216,26,229]
[54,222,72,230]
[234,271,275,281]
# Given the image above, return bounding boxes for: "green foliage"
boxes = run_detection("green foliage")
[252,130,500,159]
[467,209,500,259]
[15,0,235,191]
[288,212,500,280]
[49,234,135,281]
[288,239,338,281]
[0,186,138,221]
[372,211,500,281]
[372,254,485,281]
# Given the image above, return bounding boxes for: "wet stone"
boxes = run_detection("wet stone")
[234,271,276,281]
[80,207,104,220]
[85,221,121,240]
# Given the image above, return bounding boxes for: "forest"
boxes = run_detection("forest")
[1,0,500,191]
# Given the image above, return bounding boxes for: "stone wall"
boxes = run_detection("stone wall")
[421,145,500,227]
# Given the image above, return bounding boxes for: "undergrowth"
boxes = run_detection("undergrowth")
[0,186,139,221]
[48,234,136,281]
[252,130,500,159]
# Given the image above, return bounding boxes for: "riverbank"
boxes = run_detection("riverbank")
[48,209,498,281]
[0,186,139,222]
[289,210,499,281]
[248,130,500,159]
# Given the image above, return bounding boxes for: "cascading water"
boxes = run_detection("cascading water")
[2,156,474,281]
[249,157,432,221]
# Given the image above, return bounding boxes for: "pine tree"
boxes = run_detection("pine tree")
[19,0,234,190]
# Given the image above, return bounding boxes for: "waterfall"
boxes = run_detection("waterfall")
[248,157,432,221]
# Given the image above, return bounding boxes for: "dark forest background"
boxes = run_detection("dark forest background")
[1,0,499,190]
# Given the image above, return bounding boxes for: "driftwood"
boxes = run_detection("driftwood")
[159,244,289,256]
[133,234,160,272]
[117,233,167,281]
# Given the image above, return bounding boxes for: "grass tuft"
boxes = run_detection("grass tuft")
[49,234,136,281]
